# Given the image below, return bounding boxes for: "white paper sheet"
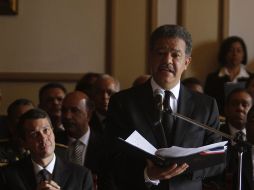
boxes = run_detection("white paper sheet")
[125,130,157,155]
[124,130,227,158]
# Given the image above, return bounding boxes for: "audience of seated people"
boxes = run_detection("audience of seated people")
[89,74,120,135]
[205,36,250,115]
[38,82,67,144]
[182,77,204,93]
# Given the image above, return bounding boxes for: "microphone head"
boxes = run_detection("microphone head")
[154,89,164,98]
[154,89,164,111]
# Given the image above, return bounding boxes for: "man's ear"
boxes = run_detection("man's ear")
[184,56,191,70]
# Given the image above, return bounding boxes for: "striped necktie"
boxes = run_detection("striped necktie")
[72,140,83,165]
[38,169,50,182]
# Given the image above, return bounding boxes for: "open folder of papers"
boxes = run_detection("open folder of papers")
[118,130,227,170]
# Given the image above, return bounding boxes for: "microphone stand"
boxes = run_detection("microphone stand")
[155,102,168,148]
[165,110,251,190]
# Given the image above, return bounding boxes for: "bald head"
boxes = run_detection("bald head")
[62,91,94,139]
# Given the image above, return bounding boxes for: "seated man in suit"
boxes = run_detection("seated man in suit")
[209,88,252,189]
[221,88,252,141]
[62,91,105,188]
[0,108,93,190]
[89,74,120,135]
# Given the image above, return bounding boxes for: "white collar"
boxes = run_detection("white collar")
[228,124,246,137]
[218,64,249,82]
[32,153,56,175]
[68,127,90,146]
[151,77,180,100]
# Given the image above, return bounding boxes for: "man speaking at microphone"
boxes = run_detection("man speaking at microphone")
[103,24,224,190]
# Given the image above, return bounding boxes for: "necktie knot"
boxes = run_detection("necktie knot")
[38,169,50,182]
[235,131,246,142]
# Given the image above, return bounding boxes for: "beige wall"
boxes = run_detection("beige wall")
[180,0,220,84]
[0,0,105,114]
[0,1,239,114]
[157,0,177,25]
[111,0,148,89]
[0,0,105,73]
[229,0,254,71]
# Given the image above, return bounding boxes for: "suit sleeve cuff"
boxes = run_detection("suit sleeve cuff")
[144,167,160,185]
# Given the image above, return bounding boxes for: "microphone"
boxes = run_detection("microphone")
[154,89,164,112]
[153,89,167,147]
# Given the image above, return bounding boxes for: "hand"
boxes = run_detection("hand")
[146,159,189,181]
[36,180,61,190]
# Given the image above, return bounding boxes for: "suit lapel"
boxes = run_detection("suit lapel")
[17,157,37,190]
[90,113,104,134]
[85,130,97,170]
[174,85,194,145]
[243,147,254,189]
[52,157,70,188]
[137,81,167,148]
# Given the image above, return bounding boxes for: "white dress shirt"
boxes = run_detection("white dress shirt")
[32,153,56,183]
[218,64,249,83]
[151,77,180,113]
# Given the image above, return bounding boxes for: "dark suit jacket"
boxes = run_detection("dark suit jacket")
[242,146,254,190]
[104,80,224,190]
[90,112,105,135]
[229,145,254,190]
[84,130,105,175]
[0,155,93,190]
[220,123,254,190]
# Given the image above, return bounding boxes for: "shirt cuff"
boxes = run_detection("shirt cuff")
[144,167,160,186]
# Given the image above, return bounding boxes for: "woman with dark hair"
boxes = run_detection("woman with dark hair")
[204,36,250,115]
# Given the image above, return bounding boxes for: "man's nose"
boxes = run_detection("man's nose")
[63,109,72,118]
[37,131,47,141]
[163,52,173,64]
[53,98,61,104]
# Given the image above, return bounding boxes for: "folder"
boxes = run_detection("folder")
[118,130,227,171]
